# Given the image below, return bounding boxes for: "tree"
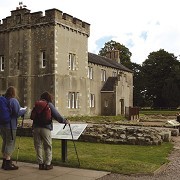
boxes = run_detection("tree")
[142,49,180,108]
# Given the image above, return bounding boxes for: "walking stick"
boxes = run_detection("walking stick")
[16,115,25,164]
[69,124,80,167]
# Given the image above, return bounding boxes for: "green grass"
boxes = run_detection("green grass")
[67,115,125,123]
[0,137,173,174]
[140,110,179,116]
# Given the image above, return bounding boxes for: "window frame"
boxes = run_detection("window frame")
[112,71,117,77]
[88,66,93,79]
[0,56,5,71]
[101,69,106,82]
[41,51,46,68]
[90,93,95,108]
[69,53,76,70]
[68,92,79,109]
[105,100,108,107]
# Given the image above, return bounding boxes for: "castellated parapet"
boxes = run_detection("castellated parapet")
[0,8,90,36]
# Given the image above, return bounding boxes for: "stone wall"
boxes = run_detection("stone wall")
[79,124,177,145]
[17,124,179,146]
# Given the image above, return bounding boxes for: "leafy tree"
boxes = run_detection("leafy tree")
[131,62,146,107]
[142,49,180,108]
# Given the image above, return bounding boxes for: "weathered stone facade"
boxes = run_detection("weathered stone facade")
[0,6,133,117]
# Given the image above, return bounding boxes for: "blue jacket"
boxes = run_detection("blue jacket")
[0,98,26,130]
[33,102,66,131]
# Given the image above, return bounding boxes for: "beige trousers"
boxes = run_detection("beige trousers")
[33,127,52,165]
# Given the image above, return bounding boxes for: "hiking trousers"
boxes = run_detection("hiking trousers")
[33,127,52,165]
[0,127,16,156]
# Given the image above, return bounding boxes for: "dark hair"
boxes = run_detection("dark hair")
[4,86,16,98]
[40,91,53,103]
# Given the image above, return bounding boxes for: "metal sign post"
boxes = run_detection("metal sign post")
[61,139,67,162]
[51,123,87,163]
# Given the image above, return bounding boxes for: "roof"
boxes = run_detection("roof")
[101,77,118,92]
[88,52,133,73]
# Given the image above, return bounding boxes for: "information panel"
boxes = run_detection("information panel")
[52,123,87,140]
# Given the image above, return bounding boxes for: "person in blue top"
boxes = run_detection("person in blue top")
[32,91,69,170]
[0,86,27,170]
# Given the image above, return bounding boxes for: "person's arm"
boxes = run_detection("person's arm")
[10,98,26,117]
[48,102,66,123]
[19,107,27,117]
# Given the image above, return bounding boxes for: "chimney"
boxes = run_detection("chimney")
[106,50,120,63]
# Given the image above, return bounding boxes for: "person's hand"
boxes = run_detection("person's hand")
[66,119,70,124]
[63,119,70,129]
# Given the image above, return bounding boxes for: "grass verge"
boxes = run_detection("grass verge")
[0,137,173,174]
[140,110,179,116]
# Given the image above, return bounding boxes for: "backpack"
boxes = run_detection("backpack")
[30,100,52,125]
[0,96,11,125]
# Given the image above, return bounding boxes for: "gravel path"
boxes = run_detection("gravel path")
[98,136,180,180]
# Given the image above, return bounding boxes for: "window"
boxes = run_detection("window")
[41,51,46,68]
[88,66,93,79]
[112,71,117,77]
[105,100,108,107]
[17,52,21,70]
[68,92,79,109]
[69,53,76,70]
[0,56,4,71]
[90,94,95,107]
[124,74,127,82]
[16,14,22,24]
[101,69,106,81]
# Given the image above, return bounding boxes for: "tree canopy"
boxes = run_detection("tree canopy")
[142,49,180,108]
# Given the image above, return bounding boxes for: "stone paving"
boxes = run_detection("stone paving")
[0,161,110,180]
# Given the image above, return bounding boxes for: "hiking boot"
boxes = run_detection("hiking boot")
[44,164,53,170]
[1,158,6,169]
[4,160,19,170]
[39,164,44,170]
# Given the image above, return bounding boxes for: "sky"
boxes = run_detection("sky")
[0,0,180,64]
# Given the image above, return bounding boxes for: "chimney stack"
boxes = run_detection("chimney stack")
[106,50,120,63]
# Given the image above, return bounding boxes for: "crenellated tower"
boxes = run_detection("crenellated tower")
[0,5,90,116]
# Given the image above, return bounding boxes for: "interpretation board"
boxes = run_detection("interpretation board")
[52,123,87,140]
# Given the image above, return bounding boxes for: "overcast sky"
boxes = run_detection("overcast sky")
[0,0,180,64]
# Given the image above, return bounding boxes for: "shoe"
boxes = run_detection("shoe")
[4,160,19,170]
[44,164,53,170]
[39,164,44,170]
[1,158,6,169]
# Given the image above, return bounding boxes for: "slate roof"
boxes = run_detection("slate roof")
[101,77,118,92]
[88,52,133,73]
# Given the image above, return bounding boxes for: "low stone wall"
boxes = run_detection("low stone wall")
[79,124,178,145]
[17,124,179,146]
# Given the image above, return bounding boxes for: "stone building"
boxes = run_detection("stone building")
[0,6,133,117]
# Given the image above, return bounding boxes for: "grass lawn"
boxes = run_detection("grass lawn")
[0,137,173,174]
[140,110,179,116]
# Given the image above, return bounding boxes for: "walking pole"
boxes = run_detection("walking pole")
[69,124,80,167]
[16,115,25,164]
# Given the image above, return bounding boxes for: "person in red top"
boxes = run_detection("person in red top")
[32,91,69,170]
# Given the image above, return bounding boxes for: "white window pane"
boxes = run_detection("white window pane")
[72,93,75,108]
[0,56,4,71]
[76,92,79,108]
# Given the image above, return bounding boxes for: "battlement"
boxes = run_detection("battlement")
[0,7,90,36]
